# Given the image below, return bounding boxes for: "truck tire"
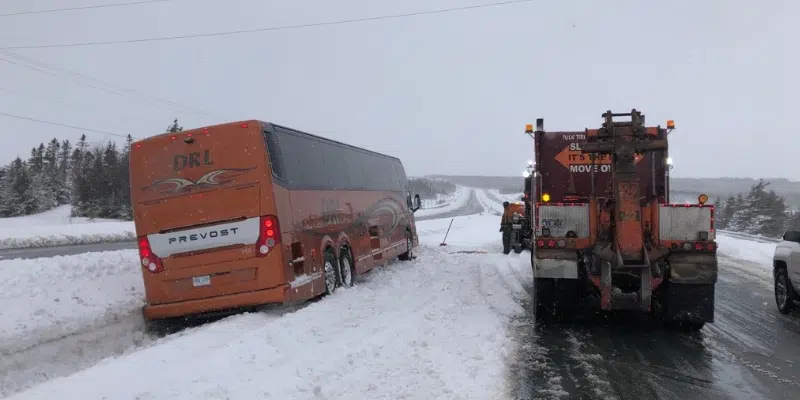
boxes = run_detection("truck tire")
[512,231,523,254]
[533,278,577,321]
[775,267,796,315]
[658,281,715,330]
[532,278,553,321]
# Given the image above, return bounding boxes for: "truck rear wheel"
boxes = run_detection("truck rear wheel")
[512,234,523,254]
[775,267,796,314]
[655,281,715,330]
[533,278,577,321]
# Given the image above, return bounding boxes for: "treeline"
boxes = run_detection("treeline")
[498,185,524,195]
[407,177,457,200]
[716,179,800,238]
[0,119,184,221]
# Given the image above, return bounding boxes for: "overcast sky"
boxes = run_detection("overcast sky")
[1,0,796,179]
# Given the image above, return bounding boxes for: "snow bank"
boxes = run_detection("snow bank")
[474,189,506,216]
[0,205,124,227]
[717,233,775,284]
[419,188,459,210]
[8,215,527,400]
[0,205,135,249]
[0,250,144,356]
[413,185,471,218]
[488,189,524,204]
[717,234,774,267]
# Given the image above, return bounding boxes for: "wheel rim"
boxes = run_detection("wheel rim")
[324,260,336,293]
[341,256,353,286]
[776,273,788,308]
[407,237,413,258]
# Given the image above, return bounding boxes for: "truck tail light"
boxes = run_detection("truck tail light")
[669,241,716,253]
[256,215,281,257]
[536,239,568,249]
[138,236,164,273]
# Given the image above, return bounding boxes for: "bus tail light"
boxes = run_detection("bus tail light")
[256,215,281,257]
[138,236,164,273]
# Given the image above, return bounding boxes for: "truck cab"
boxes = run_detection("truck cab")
[773,230,800,313]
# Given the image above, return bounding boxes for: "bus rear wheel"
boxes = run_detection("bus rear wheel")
[399,232,414,261]
[323,249,339,295]
[339,248,355,287]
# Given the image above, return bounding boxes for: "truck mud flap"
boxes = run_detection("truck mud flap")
[668,253,717,285]
[665,283,715,323]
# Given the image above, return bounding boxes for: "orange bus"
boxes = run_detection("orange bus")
[129,120,422,321]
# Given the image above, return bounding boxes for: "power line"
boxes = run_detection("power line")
[0,85,170,122]
[0,0,534,50]
[0,0,171,17]
[0,50,227,121]
[0,111,137,140]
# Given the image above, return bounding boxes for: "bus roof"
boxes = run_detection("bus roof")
[262,121,403,163]
[134,119,403,164]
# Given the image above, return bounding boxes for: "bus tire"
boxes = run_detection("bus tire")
[323,248,339,295]
[399,231,414,261]
[339,247,355,287]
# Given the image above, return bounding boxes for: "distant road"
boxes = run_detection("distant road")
[414,188,485,221]
[0,240,137,261]
[0,190,486,260]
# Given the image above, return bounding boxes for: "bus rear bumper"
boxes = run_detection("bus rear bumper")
[143,284,289,321]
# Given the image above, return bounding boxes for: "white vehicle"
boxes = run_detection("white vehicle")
[773,230,800,313]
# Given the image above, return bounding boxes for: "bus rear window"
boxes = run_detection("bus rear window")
[263,130,286,181]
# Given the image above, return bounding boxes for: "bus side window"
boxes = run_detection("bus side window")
[263,130,286,181]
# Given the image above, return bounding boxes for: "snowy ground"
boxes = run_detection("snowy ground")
[0,250,144,357]
[2,209,535,400]
[716,234,775,288]
[418,187,462,210]
[0,205,135,250]
[488,190,524,204]
[474,189,504,216]
[1,188,783,400]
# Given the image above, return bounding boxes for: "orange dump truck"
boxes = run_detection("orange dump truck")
[524,110,716,330]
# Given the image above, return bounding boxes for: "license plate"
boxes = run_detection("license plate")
[192,275,211,287]
[512,224,522,229]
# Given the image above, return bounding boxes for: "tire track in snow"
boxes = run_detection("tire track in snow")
[474,189,503,216]
[474,250,616,399]
[0,302,311,398]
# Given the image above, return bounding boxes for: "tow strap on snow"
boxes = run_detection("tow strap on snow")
[450,250,489,254]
